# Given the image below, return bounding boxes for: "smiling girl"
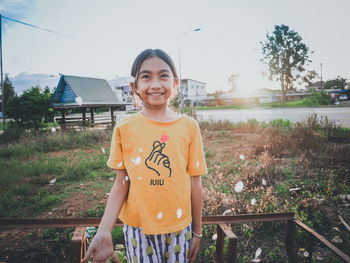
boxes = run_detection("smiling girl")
[82,49,207,263]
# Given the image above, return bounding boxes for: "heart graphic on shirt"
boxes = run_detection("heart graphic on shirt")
[131,156,141,165]
[160,134,169,143]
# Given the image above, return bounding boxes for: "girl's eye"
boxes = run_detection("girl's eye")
[161,74,169,78]
[141,75,150,79]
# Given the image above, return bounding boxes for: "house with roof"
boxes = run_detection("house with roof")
[179,78,207,106]
[108,76,134,109]
[50,74,131,128]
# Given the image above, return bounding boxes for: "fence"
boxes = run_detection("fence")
[1,212,350,263]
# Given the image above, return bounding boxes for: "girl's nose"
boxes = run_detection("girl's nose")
[150,81,162,88]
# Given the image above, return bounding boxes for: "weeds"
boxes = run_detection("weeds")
[1,115,350,262]
[0,128,112,159]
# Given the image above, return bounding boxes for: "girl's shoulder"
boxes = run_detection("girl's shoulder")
[181,113,199,126]
[115,112,141,128]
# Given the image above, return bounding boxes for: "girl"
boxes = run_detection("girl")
[81,49,207,263]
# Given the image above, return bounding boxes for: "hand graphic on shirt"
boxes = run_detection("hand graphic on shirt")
[145,141,172,177]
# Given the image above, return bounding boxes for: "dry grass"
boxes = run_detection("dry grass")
[1,113,350,262]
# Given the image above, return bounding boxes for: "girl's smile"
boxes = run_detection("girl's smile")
[133,56,178,109]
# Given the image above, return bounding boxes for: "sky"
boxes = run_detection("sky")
[1,0,349,95]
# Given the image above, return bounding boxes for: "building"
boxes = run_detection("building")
[180,78,207,106]
[50,74,128,128]
[306,81,323,91]
[108,76,134,109]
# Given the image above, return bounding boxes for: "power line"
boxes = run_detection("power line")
[2,15,70,37]
[0,14,69,134]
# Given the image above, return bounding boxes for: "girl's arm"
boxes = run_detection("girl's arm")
[81,169,129,263]
[187,175,203,263]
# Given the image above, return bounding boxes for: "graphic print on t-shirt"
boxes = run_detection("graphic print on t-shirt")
[145,134,172,179]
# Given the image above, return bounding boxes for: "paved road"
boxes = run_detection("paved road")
[53,107,350,128]
[197,107,350,127]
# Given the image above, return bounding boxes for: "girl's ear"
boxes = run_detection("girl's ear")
[130,82,137,95]
[173,78,179,94]
[170,78,179,101]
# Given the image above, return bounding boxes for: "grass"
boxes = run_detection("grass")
[194,105,253,110]
[1,115,350,262]
[0,121,9,131]
[0,140,111,218]
[0,128,112,158]
[261,99,317,107]
[261,96,334,108]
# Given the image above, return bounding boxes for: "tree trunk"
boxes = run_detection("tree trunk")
[280,76,286,105]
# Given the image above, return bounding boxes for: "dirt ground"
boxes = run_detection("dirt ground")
[1,124,350,262]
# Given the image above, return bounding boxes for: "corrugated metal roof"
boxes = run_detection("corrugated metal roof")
[108,76,132,87]
[51,75,128,108]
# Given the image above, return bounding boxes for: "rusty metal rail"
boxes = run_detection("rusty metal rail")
[1,212,349,263]
[0,212,294,228]
[294,219,350,262]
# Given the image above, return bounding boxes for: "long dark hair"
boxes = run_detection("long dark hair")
[131,49,178,87]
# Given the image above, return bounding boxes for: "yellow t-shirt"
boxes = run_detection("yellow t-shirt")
[107,112,207,234]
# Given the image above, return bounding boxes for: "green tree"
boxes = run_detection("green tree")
[1,74,16,116]
[323,76,348,90]
[302,70,319,87]
[261,24,312,104]
[6,86,54,132]
[170,93,180,108]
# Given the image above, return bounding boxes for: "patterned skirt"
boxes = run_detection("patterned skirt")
[123,224,192,263]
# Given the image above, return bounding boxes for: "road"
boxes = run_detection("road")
[196,107,350,127]
[53,106,350,128]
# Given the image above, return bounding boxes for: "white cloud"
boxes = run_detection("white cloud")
[9,72,59,94]
[0,0,31,14]
[2,0,350,95]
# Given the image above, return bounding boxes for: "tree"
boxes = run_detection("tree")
[228,74,239,93]
[261,24,312,104]
[323,76,348,90]
[6,86,54,132]
[1,74,16,116]
[170,93,180,108]
[302,70,319,87]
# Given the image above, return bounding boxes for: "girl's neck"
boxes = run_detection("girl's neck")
[141,107,180,122]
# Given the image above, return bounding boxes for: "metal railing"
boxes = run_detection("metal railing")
[1,212,350,263]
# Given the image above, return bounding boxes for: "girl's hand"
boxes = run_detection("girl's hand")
[81,231,120,263]
[187,235,201,263]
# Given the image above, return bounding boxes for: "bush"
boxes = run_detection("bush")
[307,91,333,105]
[6,87,54,133]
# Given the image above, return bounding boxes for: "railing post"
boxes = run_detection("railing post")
[110,106,115,125]
[285,219,297,263]
[71,226,86,263]
[216,223,238,263]
[90,107,94,127]
[306,234,314,263]
[61,109,66,131]
[82,108,86,127]
[216,224,225,263]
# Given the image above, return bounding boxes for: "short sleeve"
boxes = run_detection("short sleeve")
[187,120,207,176]
[107,124,126,170]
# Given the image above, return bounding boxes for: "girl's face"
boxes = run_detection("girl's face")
[133,56,178,109]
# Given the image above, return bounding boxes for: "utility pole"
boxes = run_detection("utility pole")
[320,63,323,91]
[177,28,201,108]
[0,14,5,133]
[0,15,68,134]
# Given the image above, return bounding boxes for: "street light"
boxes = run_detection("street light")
[177,28,201,108]
[38,74,54,89]
[320,63,323,91]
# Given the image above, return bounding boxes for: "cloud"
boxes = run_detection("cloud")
[9,72,59,95]
[0,0,31,14]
